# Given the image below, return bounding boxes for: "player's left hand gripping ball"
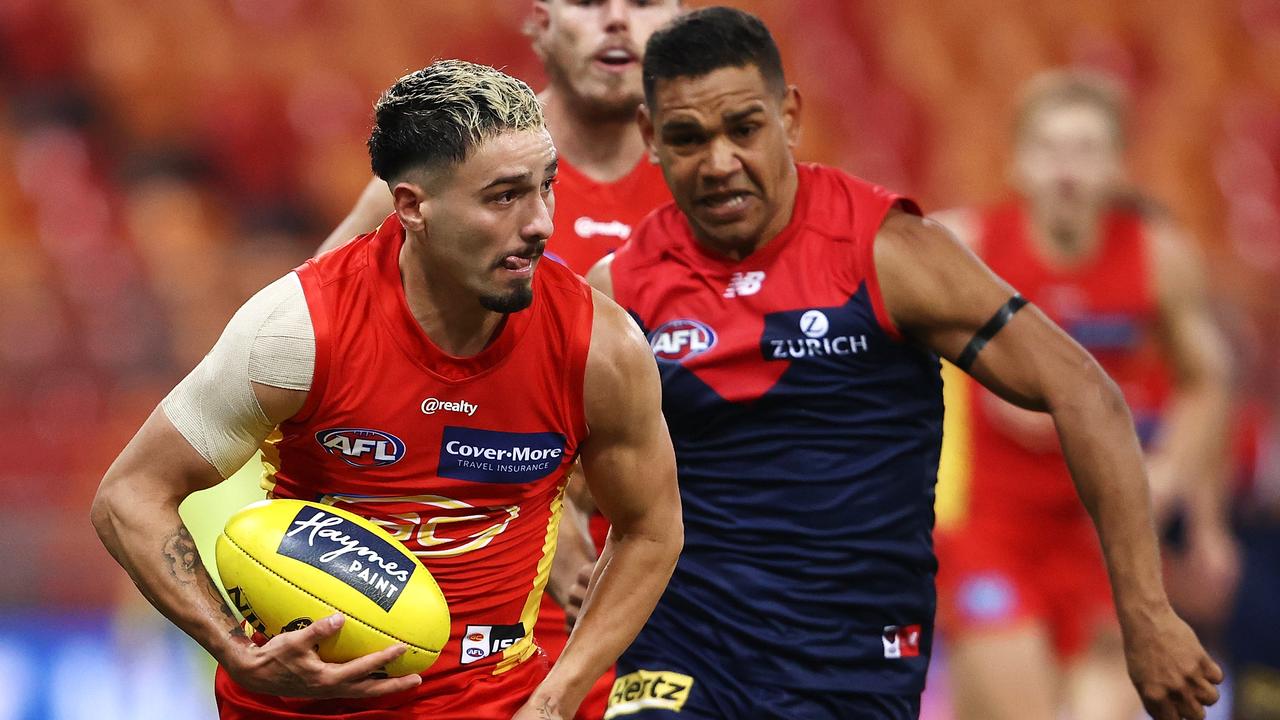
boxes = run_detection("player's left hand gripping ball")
[215,499,449,677]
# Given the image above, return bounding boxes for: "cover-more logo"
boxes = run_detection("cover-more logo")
[460,623,526,665]
[606,669,694,718]
[438,427,566,484]
[649,319,717,362]
[723,270,766,298]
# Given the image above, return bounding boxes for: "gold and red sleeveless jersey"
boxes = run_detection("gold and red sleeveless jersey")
[544,155,670,275]
[215,215,594,714]
[963,199,1170,517]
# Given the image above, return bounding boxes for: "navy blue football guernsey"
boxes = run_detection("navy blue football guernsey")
[609,163,942,701]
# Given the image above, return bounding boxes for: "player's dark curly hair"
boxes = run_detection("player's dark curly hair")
[367,59,543,182]
[642,6,786,107]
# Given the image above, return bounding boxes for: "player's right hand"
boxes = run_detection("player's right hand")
[1124,604,1222,720]
[222,613,423,698]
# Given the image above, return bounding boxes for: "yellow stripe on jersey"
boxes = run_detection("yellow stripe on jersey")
[259,428,282,496]
[496,479,568,674]
[935,361,973,531]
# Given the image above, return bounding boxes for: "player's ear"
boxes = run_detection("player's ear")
[781,85,802,149]
[638,103,659,163]
[391,181,428,233]
[527,1,552,59]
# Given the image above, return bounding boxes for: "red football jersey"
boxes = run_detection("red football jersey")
[545,155,671,275]
[215,216,595,716]
[965,199,1169,516]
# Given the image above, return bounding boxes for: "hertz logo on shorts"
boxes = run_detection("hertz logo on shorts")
[605,670,694,718]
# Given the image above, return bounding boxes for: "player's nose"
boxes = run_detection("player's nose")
[702,135,744,180]
[523,192,554,242]
[601,0,631,31]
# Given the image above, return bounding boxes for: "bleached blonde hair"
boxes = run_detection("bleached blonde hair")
[1015,70,1129,149]
[368,59,544,181]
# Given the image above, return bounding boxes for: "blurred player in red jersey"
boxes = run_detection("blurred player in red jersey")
[316,6,681,718]
[318,0,678,269]
[933,71,1237,720]
[91,60,683,720]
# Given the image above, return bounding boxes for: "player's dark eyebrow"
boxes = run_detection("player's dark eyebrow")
[482,171,533,190]
[483,156,559,191]
[723,105,765,124]
[659,117,706,135]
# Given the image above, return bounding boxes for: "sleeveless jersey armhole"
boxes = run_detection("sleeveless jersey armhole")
[561,281,595,451]
[859,199,920,343]
[290,261,332,424]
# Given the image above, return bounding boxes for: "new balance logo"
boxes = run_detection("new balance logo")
[723,271,766,298]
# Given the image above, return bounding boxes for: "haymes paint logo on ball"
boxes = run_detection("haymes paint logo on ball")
[438,427,566,484]
[276,507,417,612]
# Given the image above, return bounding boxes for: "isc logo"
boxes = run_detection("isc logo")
[649,319,716,362]
[315,428,406,468]
[460,623,526,665]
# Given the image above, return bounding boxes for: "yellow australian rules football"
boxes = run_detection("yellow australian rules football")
[215,498,449,676]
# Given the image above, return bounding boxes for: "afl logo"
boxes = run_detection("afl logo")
[316,428,406,468]
[649,319,717,362]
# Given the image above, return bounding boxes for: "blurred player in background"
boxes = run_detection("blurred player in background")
[932,71,1237,720]
[310,3,683,717]
[92,60,683,720]
[589,8,1222,719]
[318,0,680,268]
[1228,384,1280,720]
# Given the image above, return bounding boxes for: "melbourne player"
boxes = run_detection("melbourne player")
[931,72,1236,720]
[314,7,680,715]
[587,8,1222,719]
[91,61,683,720]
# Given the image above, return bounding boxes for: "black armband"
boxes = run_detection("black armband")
[954,294,1028,372]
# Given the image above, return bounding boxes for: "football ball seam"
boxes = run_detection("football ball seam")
[219,530,446,654]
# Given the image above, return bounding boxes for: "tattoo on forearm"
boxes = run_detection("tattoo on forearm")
[162,526,200,581]
[161,524,244,639]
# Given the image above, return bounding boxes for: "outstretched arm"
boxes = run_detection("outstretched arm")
[516,287,683,719]
[316,177,394,255]
[875,210,1222,720]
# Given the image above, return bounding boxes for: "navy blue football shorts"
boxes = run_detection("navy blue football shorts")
[609,642,920,720]
[1226,523,1280,719]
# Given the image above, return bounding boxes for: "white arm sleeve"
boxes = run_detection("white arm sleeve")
[161,273,315,478]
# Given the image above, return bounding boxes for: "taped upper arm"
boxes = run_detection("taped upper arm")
[160,274,313,478]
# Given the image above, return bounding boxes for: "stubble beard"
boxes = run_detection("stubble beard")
[546,53,641,124]
[479,283,534,314]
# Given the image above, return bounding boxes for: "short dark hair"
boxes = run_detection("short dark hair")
[368,59,543,182]
[642,7,785,107]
